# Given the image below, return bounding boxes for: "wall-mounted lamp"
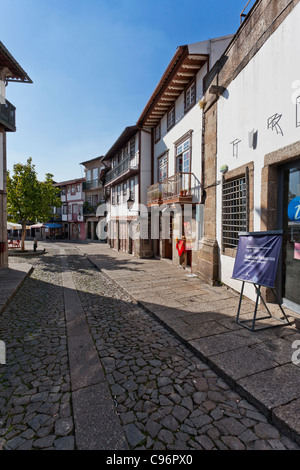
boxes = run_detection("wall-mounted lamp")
[209,85,226,97]
[127,197,134,211]
[220,165,229,174]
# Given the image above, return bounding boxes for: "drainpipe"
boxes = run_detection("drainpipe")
[201,59,209,205]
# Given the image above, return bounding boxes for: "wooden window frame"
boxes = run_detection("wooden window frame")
[157,153,168,183]
[167,106,175,131]
[184,79,196,113]
[154,123,161,143]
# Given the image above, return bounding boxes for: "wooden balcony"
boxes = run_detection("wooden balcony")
[0,99,16,132]
[105,152,139,186]
[147,173,200,206]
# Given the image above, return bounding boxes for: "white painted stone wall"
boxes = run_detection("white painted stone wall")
[153,36,233,203]
[216,2,300,298]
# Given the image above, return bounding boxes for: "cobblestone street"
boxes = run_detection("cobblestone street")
[0,245,299,451]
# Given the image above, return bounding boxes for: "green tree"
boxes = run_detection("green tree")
[7,158,61,251]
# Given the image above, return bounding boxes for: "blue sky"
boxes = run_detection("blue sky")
[1,0,252,182]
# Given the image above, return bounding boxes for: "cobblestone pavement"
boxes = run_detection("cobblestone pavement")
[0,246,299,450]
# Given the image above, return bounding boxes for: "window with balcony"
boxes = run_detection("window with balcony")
[185,81,196,112]
[158,154,168,183]
[176,137,191,191]
[167,106,175,131]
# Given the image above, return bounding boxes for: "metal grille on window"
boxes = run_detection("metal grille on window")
[222,175,248,249]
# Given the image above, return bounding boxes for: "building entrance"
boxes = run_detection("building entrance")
[280,161,300,314]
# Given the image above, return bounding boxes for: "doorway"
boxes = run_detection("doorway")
[279,161,300,313]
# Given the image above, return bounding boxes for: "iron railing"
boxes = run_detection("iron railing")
[147,173,200,205]
[105,152,139,184]
[83,179,103,191]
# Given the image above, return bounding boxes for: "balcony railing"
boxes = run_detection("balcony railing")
[83,179,103,191]
[0,99,16,131]
[147,173,200,205]
[105,151,139,185]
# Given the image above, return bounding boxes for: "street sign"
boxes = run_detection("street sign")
[232,231,283,288]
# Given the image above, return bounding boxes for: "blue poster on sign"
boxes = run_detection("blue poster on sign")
[288,197,300,222]
[232,232,283,288]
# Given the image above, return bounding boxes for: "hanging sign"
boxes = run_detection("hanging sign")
[232,231,283,288]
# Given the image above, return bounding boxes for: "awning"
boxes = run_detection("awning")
[29,223,44,229]
[7,222,30,230]
[7,222,22,230]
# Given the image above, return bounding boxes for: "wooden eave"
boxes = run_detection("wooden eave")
[137,46,208,129]
[0,41,32,83]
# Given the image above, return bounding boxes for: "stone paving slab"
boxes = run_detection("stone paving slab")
[60,249,128,449]
[72,383,128,450]
[78,243,300,445]
[0,262,33,315]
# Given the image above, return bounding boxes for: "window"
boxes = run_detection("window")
[76,183,80,192]
[176,136,191,190]
[130,138,135,156]
[86,170,91,182]
[113,156,119,168]
[117,185,121,204]
[63,204,68,215]
[158,155,168,183]
[176,138,191,174]
[222,175,248,249]
[167,106,175,130]
[78,205,83,216]
[154,124,161,143]
[92,168,98,181]
[130,179,135,201]
[185,81,196,111]
[92,195,98,206]
[112,188,116,205]
[71,185,76,195]
[61,188,66,196]
[123,182,128,201]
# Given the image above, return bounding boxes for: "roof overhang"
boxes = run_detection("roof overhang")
[0,41,32,84]
[137,45,208,129]
[53,178,85,187]
[103,126,138,161]
[80,155,105,166]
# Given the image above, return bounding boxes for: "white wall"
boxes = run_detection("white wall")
[140,130,152,207]
[153,65,206,203]
[216,2,300,296]
[153,36,233,202]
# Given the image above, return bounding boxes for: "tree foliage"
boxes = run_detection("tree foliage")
[6,158,61,250]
